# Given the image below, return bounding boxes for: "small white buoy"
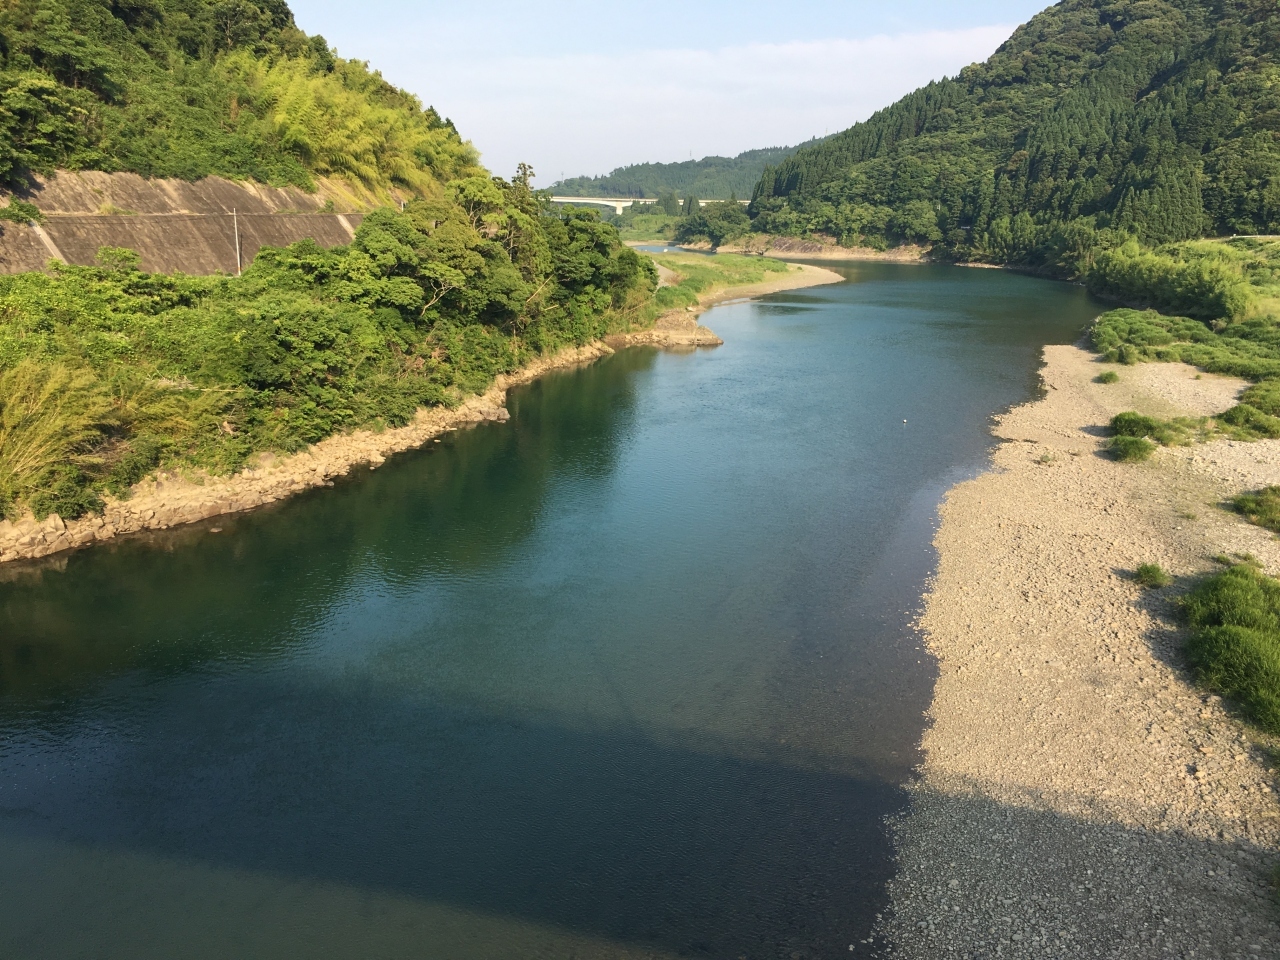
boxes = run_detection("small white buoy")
[903,419,908,424]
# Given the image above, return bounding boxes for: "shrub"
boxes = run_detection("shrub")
[1217,403,1280,439]
[1109,410,1202,446]
[0,199,658,520]
[1096,370,1120,384]
[0,199,43,224]
[1111,411,1162,438]
[1135,563,1172,588]
[1109,436,1156,461]
[1234,488,1280,534]
[1087,240,1253,321]
[1183,564,1280,734]
[1242,380,1280,417]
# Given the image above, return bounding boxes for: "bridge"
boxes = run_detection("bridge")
[550,196,750,215]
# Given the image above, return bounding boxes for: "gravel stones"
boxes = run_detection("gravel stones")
[877,345,1280,959]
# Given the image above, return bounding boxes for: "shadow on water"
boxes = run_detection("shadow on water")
[0,349,657,704]
[1,687,900,959]
[0,262,1109,959]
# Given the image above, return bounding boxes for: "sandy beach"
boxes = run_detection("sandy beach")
[877,343,1280,958]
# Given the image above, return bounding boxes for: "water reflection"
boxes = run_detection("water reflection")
[0,263,1105,958]
[0,350,655,705]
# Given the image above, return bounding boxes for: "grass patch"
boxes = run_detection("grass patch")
[1109,435,1156,461]
[648,253,789,314]
[1233,487,1280,535]
[1135,563,1173,588]
[1096,370,1120,384]
[1107,407,1275,451]
[1183,563,1280,735]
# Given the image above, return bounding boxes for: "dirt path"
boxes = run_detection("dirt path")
[877,344,1280,959]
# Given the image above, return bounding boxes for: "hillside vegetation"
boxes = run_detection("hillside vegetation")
[0,1,686,524]
[751,0,1280,268]
[553,142,822,202]
[0,176,656,521]
[0,0,477,195]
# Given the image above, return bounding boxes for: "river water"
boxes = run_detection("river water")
[0,263,1102,960]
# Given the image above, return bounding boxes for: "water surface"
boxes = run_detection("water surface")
[0,263,1102,959]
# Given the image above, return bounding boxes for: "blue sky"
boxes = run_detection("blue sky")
[288,1,1051,185]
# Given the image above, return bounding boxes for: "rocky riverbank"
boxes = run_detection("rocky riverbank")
[876,344,1280,959]
[0,343,609,564]
[0,262,842,565]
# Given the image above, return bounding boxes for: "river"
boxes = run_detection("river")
[0,262,1102,959]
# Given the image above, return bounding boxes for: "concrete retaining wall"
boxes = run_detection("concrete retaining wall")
[0,170,379,275]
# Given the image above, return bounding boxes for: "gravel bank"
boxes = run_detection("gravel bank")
[876,344,1280,959]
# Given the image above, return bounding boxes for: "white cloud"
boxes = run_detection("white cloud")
[415,26,1013,182]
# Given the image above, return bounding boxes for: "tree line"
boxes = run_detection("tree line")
[748,0,1280,268]
[552,141,824,202]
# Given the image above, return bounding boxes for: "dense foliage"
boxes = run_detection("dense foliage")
[751,0,1280,264]
[0,0,477,192]
[553,141,822,202]
[0,180,656,520]
[672,201,752,248]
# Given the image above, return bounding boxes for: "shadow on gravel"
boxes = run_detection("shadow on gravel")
[880,783,1280,959]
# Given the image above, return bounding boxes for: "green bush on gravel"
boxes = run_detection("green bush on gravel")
[1183,564,1280,735]
[1135,563,1172,588]
[1109,436,1156,462]
[1233,488,1280,536]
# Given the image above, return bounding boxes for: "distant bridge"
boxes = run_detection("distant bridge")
[550,196,750,215]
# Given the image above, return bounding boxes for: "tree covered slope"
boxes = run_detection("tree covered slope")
[0,2,667,524]
[751,0,1280,266]
[0,0,478,194]
[553,141,823,201]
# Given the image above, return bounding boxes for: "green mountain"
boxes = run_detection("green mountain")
[751,0,1280,267]
[553,142,823,201]
[0,0,476,195]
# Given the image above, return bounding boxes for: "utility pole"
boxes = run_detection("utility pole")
[233,208,242,276]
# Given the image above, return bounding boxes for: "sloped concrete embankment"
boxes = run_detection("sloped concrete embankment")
[0,170,372,274]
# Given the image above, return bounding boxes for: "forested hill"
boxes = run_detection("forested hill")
[553,141,823,200]
[750,0,1280,266]
[0,0,478,195]
[0,1,667,526]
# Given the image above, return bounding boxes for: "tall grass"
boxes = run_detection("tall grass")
[0,362,113,519]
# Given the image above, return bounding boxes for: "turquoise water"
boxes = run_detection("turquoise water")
[0,263,1102,959]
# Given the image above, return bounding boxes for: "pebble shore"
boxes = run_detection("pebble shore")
[875,344,1280,959]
